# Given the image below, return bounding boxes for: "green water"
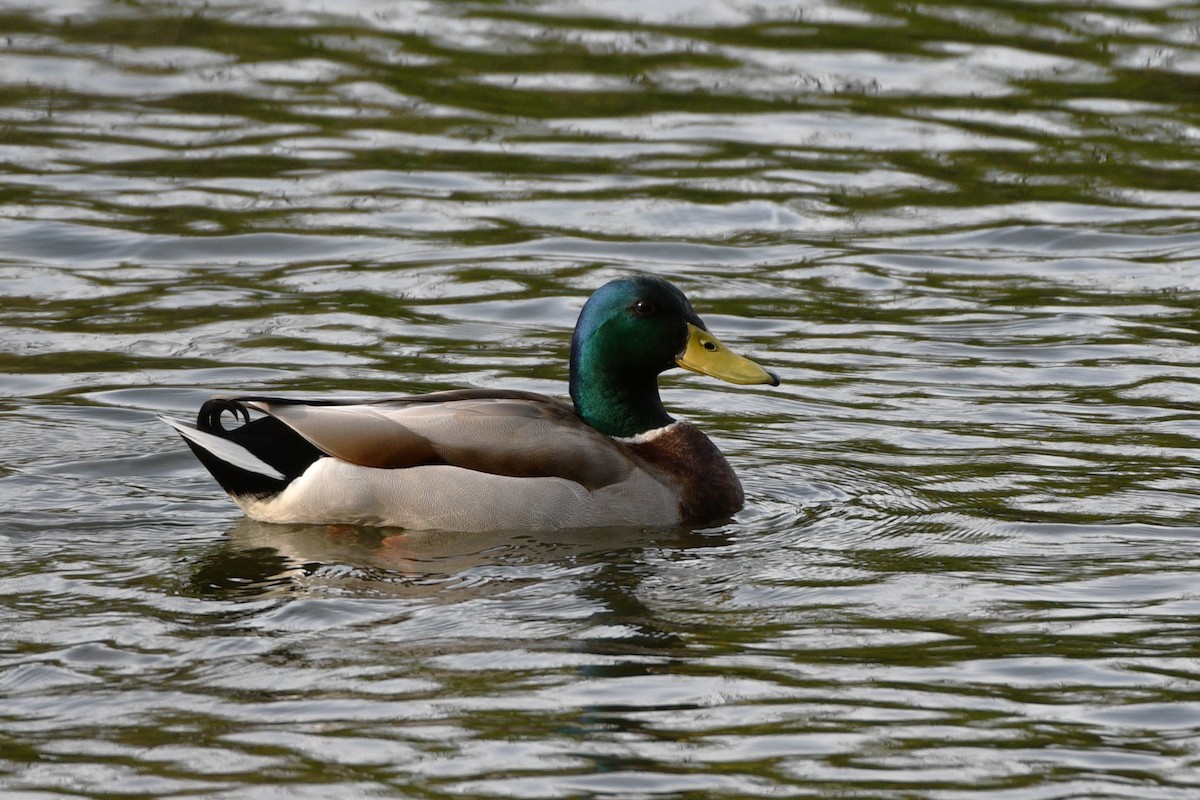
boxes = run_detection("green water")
[3,1,1200,797]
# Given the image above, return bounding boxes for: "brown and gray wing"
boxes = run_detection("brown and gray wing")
[240,392,636,491]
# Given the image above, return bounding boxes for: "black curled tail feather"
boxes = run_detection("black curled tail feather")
[190,398,326,499]
[198,398,251,433]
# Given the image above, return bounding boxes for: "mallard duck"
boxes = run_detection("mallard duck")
[165,276,779,531]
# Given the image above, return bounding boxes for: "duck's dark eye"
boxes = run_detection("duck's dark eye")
[632,300,656,317]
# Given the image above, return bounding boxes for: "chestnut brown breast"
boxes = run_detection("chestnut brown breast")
[624,422,744,524]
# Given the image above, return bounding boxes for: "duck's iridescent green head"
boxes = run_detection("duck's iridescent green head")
[569,276,779,437]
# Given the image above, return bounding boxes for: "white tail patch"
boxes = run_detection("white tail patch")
[161,416,285,480]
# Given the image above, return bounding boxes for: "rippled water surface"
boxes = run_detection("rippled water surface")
[4,0,1200,797]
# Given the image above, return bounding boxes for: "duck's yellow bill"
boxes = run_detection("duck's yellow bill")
[676,323,781,386]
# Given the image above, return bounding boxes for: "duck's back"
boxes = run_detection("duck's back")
[167,390,691,531]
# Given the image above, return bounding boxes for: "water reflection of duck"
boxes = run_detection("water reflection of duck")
[165,276,779,531]
[191,517,735,601]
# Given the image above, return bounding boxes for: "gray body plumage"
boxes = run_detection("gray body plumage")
[166,391,686,530]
